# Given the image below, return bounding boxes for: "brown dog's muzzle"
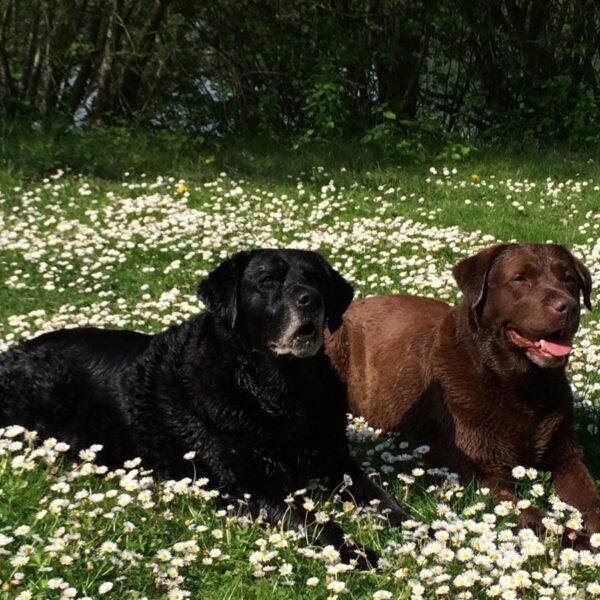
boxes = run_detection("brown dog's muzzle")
[506,289,580,367]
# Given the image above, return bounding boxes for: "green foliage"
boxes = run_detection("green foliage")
[3,0,599,148]
[360,108,476,163]
[436,140,475,163]
[296,65,350,146]
[0,123,206,179]
[490,75,600,150]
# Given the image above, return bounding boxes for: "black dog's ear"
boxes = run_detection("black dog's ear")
[452,244,512,311]
[316,254,354,333]
[571,254,592,310]
[198,250,257,328]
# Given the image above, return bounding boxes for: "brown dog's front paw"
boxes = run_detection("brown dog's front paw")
[561,527,593,552]
[583,511,600,536]
[518,506,548,532]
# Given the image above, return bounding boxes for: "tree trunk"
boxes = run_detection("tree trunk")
[21,1,42,99]
[68,0,106,114]
[114,0,171,114]
[92,0,122,121]
[0,0,16,97]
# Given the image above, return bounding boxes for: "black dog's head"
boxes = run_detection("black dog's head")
[198,249,354,358]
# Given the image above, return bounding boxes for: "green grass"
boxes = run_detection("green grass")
[1,134,600,598]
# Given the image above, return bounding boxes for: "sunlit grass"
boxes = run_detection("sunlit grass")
[1,157,599,598]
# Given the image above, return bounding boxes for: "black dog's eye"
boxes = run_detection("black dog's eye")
[563,274,577,285]
[259,276,279,287]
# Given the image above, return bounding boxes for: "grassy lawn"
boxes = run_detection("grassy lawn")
[1,142,600,598]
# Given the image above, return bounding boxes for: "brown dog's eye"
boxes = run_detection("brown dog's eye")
[512,274,527,282]
[564,275,577,285]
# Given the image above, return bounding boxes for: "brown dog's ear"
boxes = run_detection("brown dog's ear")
[452,244,512,310]
[197,250,258,328]
[572,255,592,310]
[316,254,354,333]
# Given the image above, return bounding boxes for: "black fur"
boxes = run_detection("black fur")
[0,249,408,565]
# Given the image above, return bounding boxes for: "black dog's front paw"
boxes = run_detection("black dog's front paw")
[385,505,410,527]
[339,543,379,570]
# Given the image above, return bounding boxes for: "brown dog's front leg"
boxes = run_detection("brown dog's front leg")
[481,473,593,551]
[481,474,546,529]
[551,452,600,534]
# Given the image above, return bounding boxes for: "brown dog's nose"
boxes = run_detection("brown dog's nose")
[549,296,576,314]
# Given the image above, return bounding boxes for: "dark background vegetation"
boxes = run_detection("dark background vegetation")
[1,0,600,174]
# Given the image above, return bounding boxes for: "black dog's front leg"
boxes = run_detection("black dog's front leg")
[246,494,379,568]
[334,459,409,527]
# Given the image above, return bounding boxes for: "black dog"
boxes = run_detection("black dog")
[0,249,408,564]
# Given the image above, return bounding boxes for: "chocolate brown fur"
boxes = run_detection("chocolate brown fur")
[326,243,600,548]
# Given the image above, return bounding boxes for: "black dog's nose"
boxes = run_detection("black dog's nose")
[291,282,323,310]
[295,287,321,309]
[297,292,312,307]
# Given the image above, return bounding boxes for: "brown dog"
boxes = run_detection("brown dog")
[326,243,600,546]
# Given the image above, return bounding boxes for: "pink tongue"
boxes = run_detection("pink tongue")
[540,339,572,357]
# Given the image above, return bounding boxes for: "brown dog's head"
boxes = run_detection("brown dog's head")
[453,243,592,369]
